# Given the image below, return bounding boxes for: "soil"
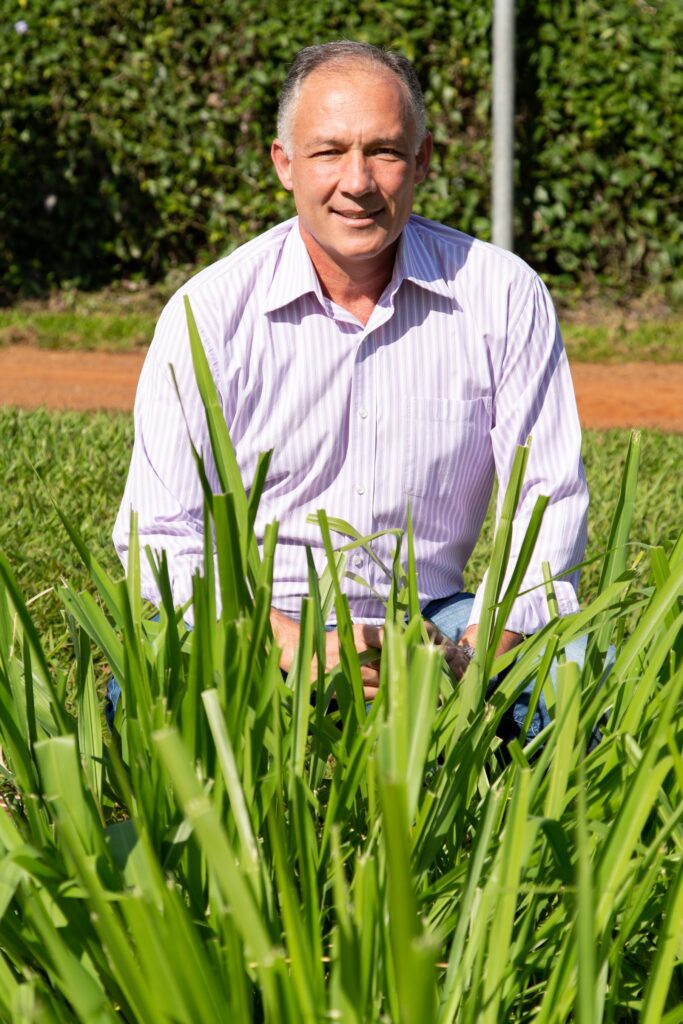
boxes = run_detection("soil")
[0,347,145,413]
[0,345,681,432]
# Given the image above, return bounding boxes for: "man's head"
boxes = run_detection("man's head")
[271,42,432,282]
[276,42,427,158]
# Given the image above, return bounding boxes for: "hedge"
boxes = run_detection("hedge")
[1,0,681,297]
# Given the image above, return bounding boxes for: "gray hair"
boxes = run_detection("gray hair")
[277,41,427,157]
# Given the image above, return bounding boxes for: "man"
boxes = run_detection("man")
[113,42,588,729]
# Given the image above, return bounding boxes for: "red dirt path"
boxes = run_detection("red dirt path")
[0,346,681,432]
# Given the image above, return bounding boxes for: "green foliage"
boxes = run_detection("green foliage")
[0,278,174,350]
[0,326,682,1017]
[1,0,681,297]
[522,0,683,286]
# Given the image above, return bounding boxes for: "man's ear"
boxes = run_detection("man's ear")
[271,140,294,191]
[414,132,433,185]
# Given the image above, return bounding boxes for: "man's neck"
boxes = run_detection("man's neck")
[300,227,398,327]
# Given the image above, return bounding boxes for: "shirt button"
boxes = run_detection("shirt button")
[358,407,368,419]
[353,555,363,568]
[356,484,366,495]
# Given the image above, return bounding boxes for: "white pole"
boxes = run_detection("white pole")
[492,0,515,251]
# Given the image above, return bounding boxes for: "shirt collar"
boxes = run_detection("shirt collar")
[264,215,453,315]
[264,220,326,314]
[391,218,453,300]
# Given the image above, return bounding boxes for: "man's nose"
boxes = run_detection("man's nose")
[340,150,375,195]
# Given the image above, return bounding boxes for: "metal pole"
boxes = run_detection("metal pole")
[492,0,515,251]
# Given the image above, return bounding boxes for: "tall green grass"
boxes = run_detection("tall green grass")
[0,302,681,1020]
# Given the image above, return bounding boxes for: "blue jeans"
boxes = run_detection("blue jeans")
[421,592,595,741]
[105,676,121,732]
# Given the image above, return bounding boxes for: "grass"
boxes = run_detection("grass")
[0,321,681,1020]
[0,410,132,677]
[0,309,155,352]
[0,405,680,650]
[1,283,682,361]
[0,280,167,353]
[557,284,683,362]
[562,319,683,363]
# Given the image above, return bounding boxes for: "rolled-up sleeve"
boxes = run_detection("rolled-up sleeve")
[468,273,588,635]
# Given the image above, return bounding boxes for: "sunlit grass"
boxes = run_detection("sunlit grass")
[0,309,155,352]
[563,318,683,363]
[0,301,680,1020]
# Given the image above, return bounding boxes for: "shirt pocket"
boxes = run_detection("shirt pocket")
[404,396,492,499]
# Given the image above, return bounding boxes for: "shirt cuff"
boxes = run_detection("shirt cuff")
[467,576,580,636]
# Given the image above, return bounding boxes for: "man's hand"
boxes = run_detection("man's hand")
[336,622,383,700]
[424,621,523,681]
[423,621,474,680]
[271,607,524,698]
[271,609,383,700]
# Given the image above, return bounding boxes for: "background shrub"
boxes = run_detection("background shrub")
[1,0,681,297]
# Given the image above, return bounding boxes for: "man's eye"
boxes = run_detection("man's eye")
[375,148,402,157]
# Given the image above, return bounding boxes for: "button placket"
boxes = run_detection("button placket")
[351,335,374,524]
[348,332,377,599]
[356,402,369,497]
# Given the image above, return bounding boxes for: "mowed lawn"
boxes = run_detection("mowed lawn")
[1,407,681,646]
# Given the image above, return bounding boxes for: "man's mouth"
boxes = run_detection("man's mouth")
[333,209,383,221]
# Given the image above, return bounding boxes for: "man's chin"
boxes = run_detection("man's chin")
[299,220,400,274]
[326,230,396,263]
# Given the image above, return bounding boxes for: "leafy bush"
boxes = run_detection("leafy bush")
[0,302,681,1020]
[521,0,683,286]
[1,0,681,297]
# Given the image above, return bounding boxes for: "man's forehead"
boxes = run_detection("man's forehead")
[293,63,413,131]
[298,60,409,103]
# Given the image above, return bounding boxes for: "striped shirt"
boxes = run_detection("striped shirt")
[113,215,588,635]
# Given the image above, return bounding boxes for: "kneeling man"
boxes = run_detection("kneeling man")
[113,42,588,730]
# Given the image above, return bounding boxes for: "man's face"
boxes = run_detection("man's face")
[271,63,432,278]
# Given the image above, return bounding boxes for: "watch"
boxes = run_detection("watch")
[456,640,476,663]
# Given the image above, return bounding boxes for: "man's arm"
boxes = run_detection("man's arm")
[467,272,588,638]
